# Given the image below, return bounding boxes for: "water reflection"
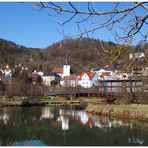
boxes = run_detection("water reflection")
[0,106,148,146]
[40,107,132,130]
[0,108,9,125]
[39,107,148,146]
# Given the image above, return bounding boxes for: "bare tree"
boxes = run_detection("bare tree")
[35,2,148,43]
[34,2,148,67]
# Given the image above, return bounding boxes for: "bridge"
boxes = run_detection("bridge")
[46,91,120,98]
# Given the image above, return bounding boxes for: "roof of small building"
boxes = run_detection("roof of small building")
[43,72,58,77]
[91,67,101,71]
[79,71,95,80]
[103,66,117,72]
[61,74,78,81]
[52,67,63,74]
[100,72,110,77]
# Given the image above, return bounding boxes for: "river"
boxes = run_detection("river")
[0,106,148,146]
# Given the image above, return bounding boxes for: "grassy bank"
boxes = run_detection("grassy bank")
[31,97,81,106]
[85,104,148,122]
[0,96,81,107]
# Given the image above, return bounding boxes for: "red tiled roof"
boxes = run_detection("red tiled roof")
[52,67,63,74]
[61,74,78,81]
[79,71,95,80]
[100,72,110,77]
[87,71,95,79]
[79,72,85,80]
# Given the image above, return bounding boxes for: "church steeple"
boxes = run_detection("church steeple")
[64,58,69,65]
[63,53,70,78]
[64,53,69,65]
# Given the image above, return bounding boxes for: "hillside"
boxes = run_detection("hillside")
[0,38,40,69]
[0,38,137,74]
[42,38,132,73]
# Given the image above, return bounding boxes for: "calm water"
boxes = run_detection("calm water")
[0,106,148,146]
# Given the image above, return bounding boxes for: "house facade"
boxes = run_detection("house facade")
[4,65,12,82]
[42,72,60,86]
[60,74,78,87]
[78,71,98,88]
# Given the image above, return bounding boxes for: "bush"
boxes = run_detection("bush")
[51,80,59,86]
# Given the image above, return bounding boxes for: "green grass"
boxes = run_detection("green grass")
[31,96,67,103]
[30,96,80,103]
[0,96,23,106]
[0,96,81,106]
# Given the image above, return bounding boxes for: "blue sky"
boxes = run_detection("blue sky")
[0,2,63,48]
[0,2,147,48]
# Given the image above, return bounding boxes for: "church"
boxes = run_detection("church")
[52,56,70,78]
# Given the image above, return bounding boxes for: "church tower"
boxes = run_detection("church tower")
[63,54,70,78]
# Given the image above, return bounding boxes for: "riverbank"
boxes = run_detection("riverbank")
[85,104,148,122]
[2,96,148,122]
[0,96,82,107]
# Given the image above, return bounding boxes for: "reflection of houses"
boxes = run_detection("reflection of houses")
[40,107,70,131]
[76,111,93,128]
[58,109,69,130]
[41,107,54,119]
[40,107,132,131]
[60,116,69,131]
[77,111,89,125]
[0,108,9,125]
[92,117,130,129]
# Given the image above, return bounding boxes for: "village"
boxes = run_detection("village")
[0,51,147,92]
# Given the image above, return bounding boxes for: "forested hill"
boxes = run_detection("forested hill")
[0,38,134,73]
[42,38,132,73]
[0,38,40,68]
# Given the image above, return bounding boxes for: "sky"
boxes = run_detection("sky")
[0,2,147,48]
[0,2,63,48]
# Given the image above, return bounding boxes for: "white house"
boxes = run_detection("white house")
[51,67,63,77]
[98,71,114,80]
[129,52,145,60]
[42,72,60,86]
[4,65,12,82]
[93,65,117,80]
[113,72,131,80]
[60,74,79,87]
[78,71,98,88]
[4,65,11,76]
